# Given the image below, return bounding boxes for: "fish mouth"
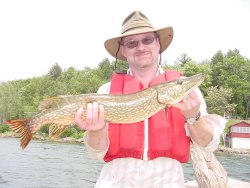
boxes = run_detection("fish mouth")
[156,73,205,105]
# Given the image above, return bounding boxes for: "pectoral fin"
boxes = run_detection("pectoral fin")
[49,124,68,140]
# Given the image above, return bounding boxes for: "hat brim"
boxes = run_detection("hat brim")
[104,26,173,61]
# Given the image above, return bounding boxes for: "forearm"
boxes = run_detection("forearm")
[86,125,109,151]
[187,116,214,147]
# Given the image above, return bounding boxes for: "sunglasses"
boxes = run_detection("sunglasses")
[121,36,156,49]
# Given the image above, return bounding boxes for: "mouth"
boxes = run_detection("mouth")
[135,51,150,57]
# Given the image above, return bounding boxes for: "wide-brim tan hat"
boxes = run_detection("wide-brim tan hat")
[104,11,173,61]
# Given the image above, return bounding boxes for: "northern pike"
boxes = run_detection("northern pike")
[5,73,204,149]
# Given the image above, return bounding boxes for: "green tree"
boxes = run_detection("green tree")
[98,58,113,81]
[58,67,79,94]
[210,49,250,118]
[68,68,104,94]
[226,48,240,57]
[205,86,236,117]
[177,53,192,66]
[48,63,62,80]
[210,50,225,86]
[211,50,224,64]
[113,60,129,73]
[0,81,26,120]
[183,62,212,95]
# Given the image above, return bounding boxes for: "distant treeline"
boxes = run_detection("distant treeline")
[0,49,249,125]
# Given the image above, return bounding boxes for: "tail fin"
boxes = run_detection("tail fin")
[5,119,32,149]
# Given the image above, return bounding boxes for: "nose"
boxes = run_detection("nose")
[136,40,146,49]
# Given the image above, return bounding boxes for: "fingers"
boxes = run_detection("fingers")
[86,102,102,123]
[92,102,100,124]
[188,90,200,101]
[86,103,94,125]
[182,91,200,106]
[98,104,105,124]
[172,90,201,117]
[75,102,106,131]
[75,107,85,128]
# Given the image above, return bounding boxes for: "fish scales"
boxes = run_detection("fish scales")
[5,73,204,149]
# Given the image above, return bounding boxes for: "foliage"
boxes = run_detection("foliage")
[0,48,249,138]
[39,125,49,135]
[210,49,250,118]
[205,86,236,116]
[0,80,26,120]
[98,58,114,81]
[163,61,212,95]
[177,53,192,66]
[48,63,62,80]
[113,59,129,73]
[38,125,84,139]
[183,61,212,95]
[162,63,184,73]
[163,49,249,119]
[60,125,84,139]
[0,123,10,133]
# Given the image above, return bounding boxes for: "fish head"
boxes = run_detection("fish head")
[156,73,205,105]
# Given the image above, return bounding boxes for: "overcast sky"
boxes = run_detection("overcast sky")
[0,0,249,82]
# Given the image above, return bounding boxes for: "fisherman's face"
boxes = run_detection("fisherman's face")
[120,32,160,70]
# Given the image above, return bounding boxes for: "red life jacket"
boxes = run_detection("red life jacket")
[104,70,190,163]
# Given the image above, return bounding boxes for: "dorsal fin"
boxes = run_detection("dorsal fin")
[38,96,65,112]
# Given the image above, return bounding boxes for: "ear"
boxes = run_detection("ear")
[120,45,126,58]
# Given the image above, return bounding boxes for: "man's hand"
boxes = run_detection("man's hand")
[75,102,106,131]
[172,90,201,118]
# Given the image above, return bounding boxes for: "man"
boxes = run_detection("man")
[75,11,226,187]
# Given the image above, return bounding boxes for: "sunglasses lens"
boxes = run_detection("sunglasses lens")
[123,36,155,48]
[142,37,154,45]
[125,41,138,48]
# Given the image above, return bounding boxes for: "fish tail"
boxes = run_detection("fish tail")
[5,119,33,149]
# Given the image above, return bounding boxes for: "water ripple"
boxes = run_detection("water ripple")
[1,137,249,188]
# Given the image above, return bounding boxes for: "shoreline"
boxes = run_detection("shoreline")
[1,132,250,155]
[216,145,250,155]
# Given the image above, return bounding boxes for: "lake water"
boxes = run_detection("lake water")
[0,137,249,188]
